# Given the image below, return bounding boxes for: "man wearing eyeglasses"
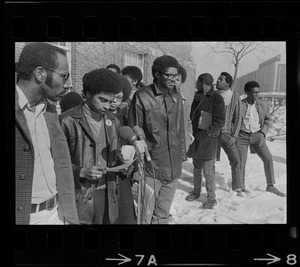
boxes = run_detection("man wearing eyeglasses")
[15,42,78,225]
[127,55,187,224]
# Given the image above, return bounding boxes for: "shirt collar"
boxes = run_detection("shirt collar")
[153,82,176,95]
[246,99,257,107]
[16,85,29,110]
[16,85,47,113]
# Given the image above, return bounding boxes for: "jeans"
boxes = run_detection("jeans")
[192,158,216,200]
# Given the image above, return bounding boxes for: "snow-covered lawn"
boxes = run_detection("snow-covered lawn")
[170,139,286,224]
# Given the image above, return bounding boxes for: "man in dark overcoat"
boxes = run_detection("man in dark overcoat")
[186,73,225,208]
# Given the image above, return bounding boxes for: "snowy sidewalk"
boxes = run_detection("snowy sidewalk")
[170,139,286,224]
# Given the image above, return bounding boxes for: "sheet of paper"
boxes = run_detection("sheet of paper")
[106,157,137,172]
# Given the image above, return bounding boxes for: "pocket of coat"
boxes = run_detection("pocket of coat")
[76,198,94,224]
[76,186,95,202]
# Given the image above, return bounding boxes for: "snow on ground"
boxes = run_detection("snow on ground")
[169,139,286,224]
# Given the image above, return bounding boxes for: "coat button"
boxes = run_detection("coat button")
[23,146,30,152]
[17,206,23,211]
[19,175,25,180]
[89,143,93,147]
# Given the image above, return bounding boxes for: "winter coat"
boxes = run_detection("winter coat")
[15,92,79,225]
[127,83,187,181]
[59,104,121,224]
[111,107,137,224]
[187,89,225,159]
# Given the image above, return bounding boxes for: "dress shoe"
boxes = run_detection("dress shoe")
[185,194,200,202]
[203,199,217,209]
[266,185,286,197]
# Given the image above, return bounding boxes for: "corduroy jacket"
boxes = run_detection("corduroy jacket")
[15,91,79,225]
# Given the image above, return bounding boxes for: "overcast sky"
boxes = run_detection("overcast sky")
[192,41,286,82]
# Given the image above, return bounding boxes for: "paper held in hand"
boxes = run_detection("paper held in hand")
[106,158,137,172]
[106,145,136,172]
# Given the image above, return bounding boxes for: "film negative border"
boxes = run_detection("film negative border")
[5,1,300,266]
[5,2,300,40]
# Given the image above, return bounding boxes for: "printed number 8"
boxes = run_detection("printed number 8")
[287,254,297,265]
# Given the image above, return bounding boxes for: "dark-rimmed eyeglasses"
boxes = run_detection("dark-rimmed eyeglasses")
[113,95,123,102]
[159,71,180,80]
[41,66,70,82]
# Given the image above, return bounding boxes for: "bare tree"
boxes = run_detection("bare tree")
[206,42,263,90]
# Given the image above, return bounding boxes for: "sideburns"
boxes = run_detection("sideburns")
[45,70,53,88]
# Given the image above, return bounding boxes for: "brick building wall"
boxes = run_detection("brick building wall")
[69,42,196,145]
[15,42,196,146]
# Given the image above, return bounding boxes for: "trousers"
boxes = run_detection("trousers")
[30,205,63,225]
[192,158,216,200]
[221,134,243,190]
[236,131,275,188]
[141,177,178,224]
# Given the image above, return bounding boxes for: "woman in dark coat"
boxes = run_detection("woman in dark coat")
[110,74,137,224]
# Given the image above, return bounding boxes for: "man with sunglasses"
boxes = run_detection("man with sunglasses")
[127,55,187,224]
[60,69,133,224]
[15,42,78,224]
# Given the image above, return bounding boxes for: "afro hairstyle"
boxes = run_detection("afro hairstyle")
[121,66,143,86]
[106,64,121,74]
[151,55,179,79]
[60,92,83,113]
[178,65,187,83]
[119,74,132,102]
[82,68,123,98]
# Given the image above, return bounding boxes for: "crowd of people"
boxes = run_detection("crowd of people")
[15,42,285,225]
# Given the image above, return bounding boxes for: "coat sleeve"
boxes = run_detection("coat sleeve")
[231,94,242,138]
[260,101,271,136]
[127,92,144,131]
[59,114,81,190]
[179,100,187,162]
[207,94,225,137]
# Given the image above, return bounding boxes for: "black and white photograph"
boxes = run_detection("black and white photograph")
[15,41,286,225]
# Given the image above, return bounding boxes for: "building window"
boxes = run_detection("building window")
[124,50,144,75]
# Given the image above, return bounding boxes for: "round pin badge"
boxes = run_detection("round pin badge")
[106,119,112,126]
[172,97,177,103]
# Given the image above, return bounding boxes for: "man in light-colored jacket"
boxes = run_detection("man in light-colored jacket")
[237,81,286,197]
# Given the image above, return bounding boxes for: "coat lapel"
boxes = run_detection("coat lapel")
[15,91,33,145]
[73,105,95,143]
[104,112,118,146]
